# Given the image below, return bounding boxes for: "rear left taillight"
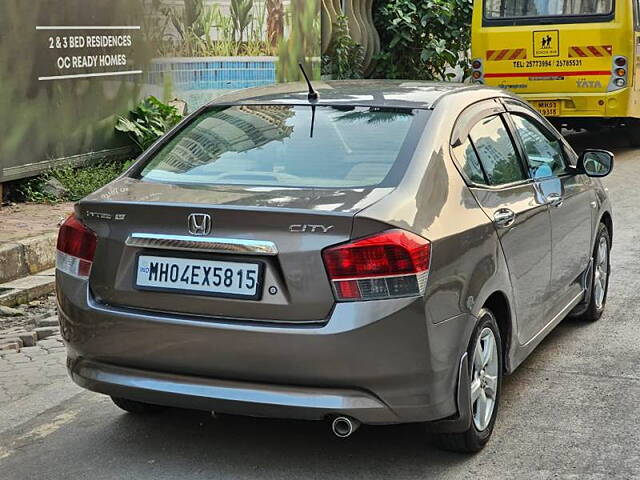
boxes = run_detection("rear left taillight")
[471,58,484,84]
[56,214,97,279]
[322,229,431,301]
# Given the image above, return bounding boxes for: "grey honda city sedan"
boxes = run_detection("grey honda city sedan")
[56,80,613,452]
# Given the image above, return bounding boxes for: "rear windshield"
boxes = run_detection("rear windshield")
[484,0,614,20]
[137,105,425,189]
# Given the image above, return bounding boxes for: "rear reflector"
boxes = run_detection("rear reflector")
[56,214,97,279]
[323,229,431,301]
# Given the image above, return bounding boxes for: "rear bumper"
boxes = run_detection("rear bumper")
[70,358,398,423]
[521,89,631,118]
[57,272,475,425]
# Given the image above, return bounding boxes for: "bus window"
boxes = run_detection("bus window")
[484,0,614,20]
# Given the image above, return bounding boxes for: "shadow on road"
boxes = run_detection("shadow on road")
[564,126,634,154]
[100,406,469,476]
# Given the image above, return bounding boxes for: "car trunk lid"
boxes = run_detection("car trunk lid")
[79,178,393,322]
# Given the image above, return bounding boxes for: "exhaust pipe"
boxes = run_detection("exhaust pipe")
[331,416,360,438]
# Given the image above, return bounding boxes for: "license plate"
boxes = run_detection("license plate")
[135,255,262,299]
[531,100,559,117]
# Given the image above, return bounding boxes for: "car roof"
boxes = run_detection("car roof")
[206,80,503,110]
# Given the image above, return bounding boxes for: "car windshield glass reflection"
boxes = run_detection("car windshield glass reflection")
[138,105,419,188]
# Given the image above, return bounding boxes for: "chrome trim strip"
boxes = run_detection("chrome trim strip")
[521,291,583,348]
[125,233,278,256]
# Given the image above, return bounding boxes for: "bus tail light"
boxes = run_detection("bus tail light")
[471,58,484,84]
[609,56,628,91]
[322,229,431,301]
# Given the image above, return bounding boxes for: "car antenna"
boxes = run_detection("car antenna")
[299,63,319,101]
[298,63,318,138]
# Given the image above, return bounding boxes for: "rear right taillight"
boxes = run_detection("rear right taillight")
[322,229,431,301]
[56,214,97,279]
[610,56,628,91]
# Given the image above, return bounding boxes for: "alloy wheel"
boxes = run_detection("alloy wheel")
[471,327,499,432]
[594,236,609,310]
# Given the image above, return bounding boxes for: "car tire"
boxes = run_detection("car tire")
[431,308,503,453]
[574,223,611,322]
[111,396,167,414]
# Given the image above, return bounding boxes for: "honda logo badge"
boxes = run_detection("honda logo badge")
[188,213,212,236]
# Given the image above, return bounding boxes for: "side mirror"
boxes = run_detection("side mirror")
[577,149,614,177]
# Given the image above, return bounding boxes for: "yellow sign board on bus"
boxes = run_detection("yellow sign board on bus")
[532,30,559,58]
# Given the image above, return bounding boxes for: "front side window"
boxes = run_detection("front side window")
[469,115,526,186]
[510,115,567,179]
[484,0,614,19]
[138,105,424,189]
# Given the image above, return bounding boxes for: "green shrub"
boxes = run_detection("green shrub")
[322,15,365,79]
[15,159,134,203]
[116,97,183,153]
[373,0,473,81]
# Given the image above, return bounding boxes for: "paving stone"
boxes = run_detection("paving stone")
[1,336,24,347]
[0,348,20,355]
[0,341,21,352]
[46,346,67,353]
[0,305,24,317]
[6,354,31,364]
[35,316,59,328]
[34,326,60,340]
[20,345,45,354]
[17,332,37,347]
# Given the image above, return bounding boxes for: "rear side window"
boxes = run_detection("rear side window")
[468,116,525,186]
[137,105,424,188]
[455,137,487,185]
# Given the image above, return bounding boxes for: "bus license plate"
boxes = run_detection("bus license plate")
[135,255,262,299]
[531,101,559,117]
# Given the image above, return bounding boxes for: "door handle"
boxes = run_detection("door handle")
[546,193,563,208]
[494,208,516,228]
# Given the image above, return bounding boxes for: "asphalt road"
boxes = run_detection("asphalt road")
[1,129,639,480]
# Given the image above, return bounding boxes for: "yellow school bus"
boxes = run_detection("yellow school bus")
[471,0,639,133]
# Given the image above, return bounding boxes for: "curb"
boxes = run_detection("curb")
[0,232,57,284]
[0,268,56,307]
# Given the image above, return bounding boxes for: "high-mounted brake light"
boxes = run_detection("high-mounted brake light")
[322,229,431,301]
[56,214,97,279]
